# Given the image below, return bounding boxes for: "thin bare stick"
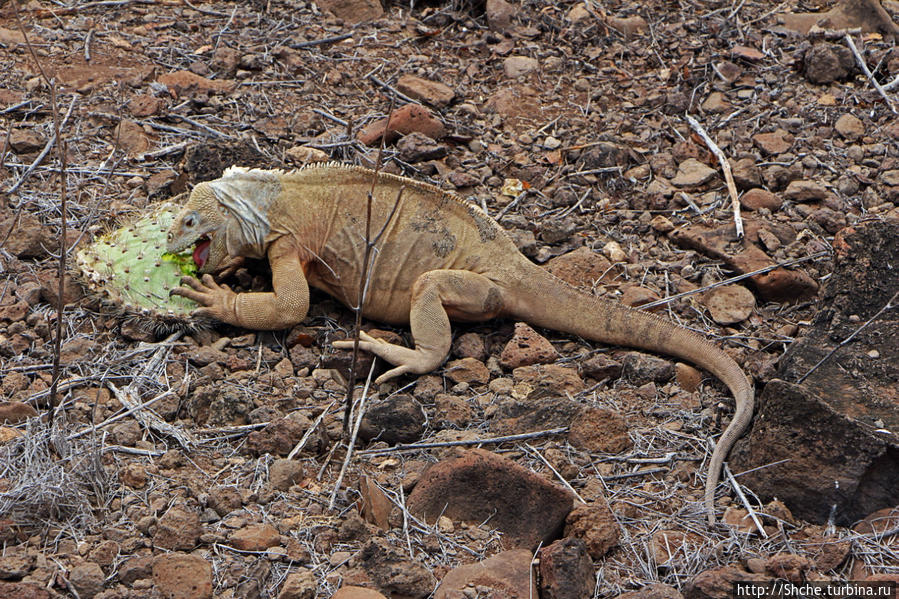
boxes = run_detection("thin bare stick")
[356,427,569,455]
[108,382,196,449]
[66,389,176,441]
[13,1,71,408]
[290,31,354,49]
[524,443,586,504]
[287,400,335,459]
[329,360,376,509]
[640,251,829,310]
[601,467,666,481]
[844,33,897,114]
[724,464,768,538]
[5,95,77,195]
[686,114,743,238]
[343,95,397,433]
[368,75,417,105]
[797,290,898,384]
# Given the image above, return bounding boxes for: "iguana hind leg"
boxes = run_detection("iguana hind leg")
[333,269,505,384]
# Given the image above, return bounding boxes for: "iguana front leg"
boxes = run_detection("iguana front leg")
[172,240,310,330]
[333,270,505,384]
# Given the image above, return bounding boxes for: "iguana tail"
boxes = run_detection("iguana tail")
[506,263,754,525]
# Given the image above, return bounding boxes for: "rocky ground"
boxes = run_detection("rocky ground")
[1,0,899,597]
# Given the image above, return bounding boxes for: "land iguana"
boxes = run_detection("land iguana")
[166,163,754,524]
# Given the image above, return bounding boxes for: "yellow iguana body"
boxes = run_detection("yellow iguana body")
[166,163,754,524]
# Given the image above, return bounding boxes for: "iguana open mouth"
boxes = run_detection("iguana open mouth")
[193,237,211,268]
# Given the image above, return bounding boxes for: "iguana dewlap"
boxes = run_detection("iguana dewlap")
[166,163,754,524]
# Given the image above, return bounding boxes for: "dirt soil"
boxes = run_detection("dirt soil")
[1,0,899,597]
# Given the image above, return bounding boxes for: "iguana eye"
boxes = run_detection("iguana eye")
[184,212,198,229]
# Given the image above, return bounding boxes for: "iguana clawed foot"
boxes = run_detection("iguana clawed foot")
[332,330,446,384]
[172,274,237,322]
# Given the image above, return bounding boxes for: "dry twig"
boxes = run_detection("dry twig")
[797,290,898,384]
[357,427,569,455]
[844,33,897,114]
[724,464,768,538]
[686,114,743,238]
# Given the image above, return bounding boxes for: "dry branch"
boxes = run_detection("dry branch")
[686,114,743,238]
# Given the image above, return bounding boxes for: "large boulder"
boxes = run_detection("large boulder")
[731,221,899,525]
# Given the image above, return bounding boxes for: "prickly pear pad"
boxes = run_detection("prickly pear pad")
[75,195,199,321]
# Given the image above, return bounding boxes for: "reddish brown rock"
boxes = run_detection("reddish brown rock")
[500,322,558,369]
[732,221,899,525]
[670,223,818,301]
[765,553,812,583]
[538,538,594,599]
[675,363,703,392]
[564,501,620,560]
[69,561,104,599]
[451,332,487,361]
[359,394,426,444]
[128,94,161,117]
[396,74,455,108]
[157,70,235,97]
[247,415,309,456]
[407,449,574,549]
[444,357,489,385]
[396,132,447,163]
[568,407,631,453]
[358,103,445,146]
[620,285,661,308]
[580,354,623,381]
[270,458,305,491]
[545,246,616,289]
[9,129,43,154]
[853,506,899,535]
[331,586,388,599]
[784,180,828,202]
[152,553,213,599]
[703,285,756,325]
[684,565,767,599]
[752,129,792,155]
[277,568,317,599]
[436,550,535,599]
[731,158,761,189]
[608,15,648,38]
[119,555,154,584]
[511,364,584,399]
[731,45,765,61]
[0,209,52,260]
[650,529,706,565]
[354,537,436,598]
[0,402,38,424]
[114,119,151,158]
[740,188,782,211]
[486,0,516,32]
[434,394,473,427]
[0,583,50,599]
[802,43,854,83]
[504,56,539,78]
[622,352,675,385]
[315,0,383,22]
[490,397,582,436]
[230,523,281,551]
[358,475,393,530]
[153,505,201,551]
[619,584,684,599]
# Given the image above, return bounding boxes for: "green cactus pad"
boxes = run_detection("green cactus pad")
[75,195,199,323]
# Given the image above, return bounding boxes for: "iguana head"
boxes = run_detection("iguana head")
[166,167,281,274]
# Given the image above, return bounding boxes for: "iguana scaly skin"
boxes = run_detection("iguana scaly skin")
[166,163,754,524]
